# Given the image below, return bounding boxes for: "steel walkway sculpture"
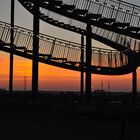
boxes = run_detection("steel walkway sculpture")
[19,0,140,39]
[0,20,134,75]
[1,0,140,97]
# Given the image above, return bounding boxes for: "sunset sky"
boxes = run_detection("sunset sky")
[0,0,140,92]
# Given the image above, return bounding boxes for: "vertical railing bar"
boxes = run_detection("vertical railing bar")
[21,32,29,48]
[19,31,26,47]
[50,39,56,57]
[134,39,137,51]
[26,34,33,50]
[0,24,7,40]
[66,43,70,62]
[14,30,20,46]
[25,33,32,50]
[129,6,135,25]
[5,28,11,43]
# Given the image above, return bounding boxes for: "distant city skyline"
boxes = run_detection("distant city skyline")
[0,0,140,92]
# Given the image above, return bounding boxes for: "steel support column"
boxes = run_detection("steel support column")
[9,0,14,93]
[32,0,40,95]
[85,20,92,103]
[80,34,84,98]
[132,69,137,103]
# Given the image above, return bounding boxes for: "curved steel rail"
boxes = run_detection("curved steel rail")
[0,21,136,75]
[18,0,140,53]
[18,0,140,39]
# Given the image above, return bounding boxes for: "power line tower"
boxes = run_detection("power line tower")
[24,76,27,91]
[101,81,104,90]
[108,82,110,93]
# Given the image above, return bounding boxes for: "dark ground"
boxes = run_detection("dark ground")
[0,108,140,140]
[0,92,140,140]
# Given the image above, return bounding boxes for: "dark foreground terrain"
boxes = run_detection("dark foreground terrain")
[0,92,140,140]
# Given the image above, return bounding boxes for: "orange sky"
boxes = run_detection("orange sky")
[0,51,139,92]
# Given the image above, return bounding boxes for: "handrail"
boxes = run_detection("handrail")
[18,0,140,39]
[18,0,140,51]
[0,20,117,52]
[58,0,140,27]
[0,21,129,68]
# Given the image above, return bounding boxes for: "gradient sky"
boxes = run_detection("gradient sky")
[0,0,140,92]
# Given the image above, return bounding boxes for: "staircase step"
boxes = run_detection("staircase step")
[58,22,64,26]
[73,9,88,15]
[99,18,115,24]
[25,3,32,7]
[70,26,76,30]
[64,24,70,28]
[43,0,50,1]
[75,28,81,32]
[29,6,33,10]
[127,26,140,32]
[39,13,48,19]
[25,3,33,11]
[14,47,27,51]
[80,29,85,33]
[47,18,53,21]
[25,50,33,53]
[42,15,48,20]
[51,57,67,61]
[1,43,10,46]
[86,13,102,20]
[23,1,30,4]
[39,53,52,57]
[66,61,77,66]
[66,61,86,66]
[112,22,129,28]
[66,61,81,64]
[39,13,44,17]
[48,0,63,7]
[52,20,58,24]
[61,4,75,11]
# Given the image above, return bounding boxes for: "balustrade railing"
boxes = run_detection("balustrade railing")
[0,21,128,68]
[58,0,140,28]
[19,0,140,52]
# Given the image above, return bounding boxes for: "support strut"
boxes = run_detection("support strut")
[9,0,14,93]
[132,69,137,103]
[85,20,92,103]
[32,0,40,95]
[80,34,84,98]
